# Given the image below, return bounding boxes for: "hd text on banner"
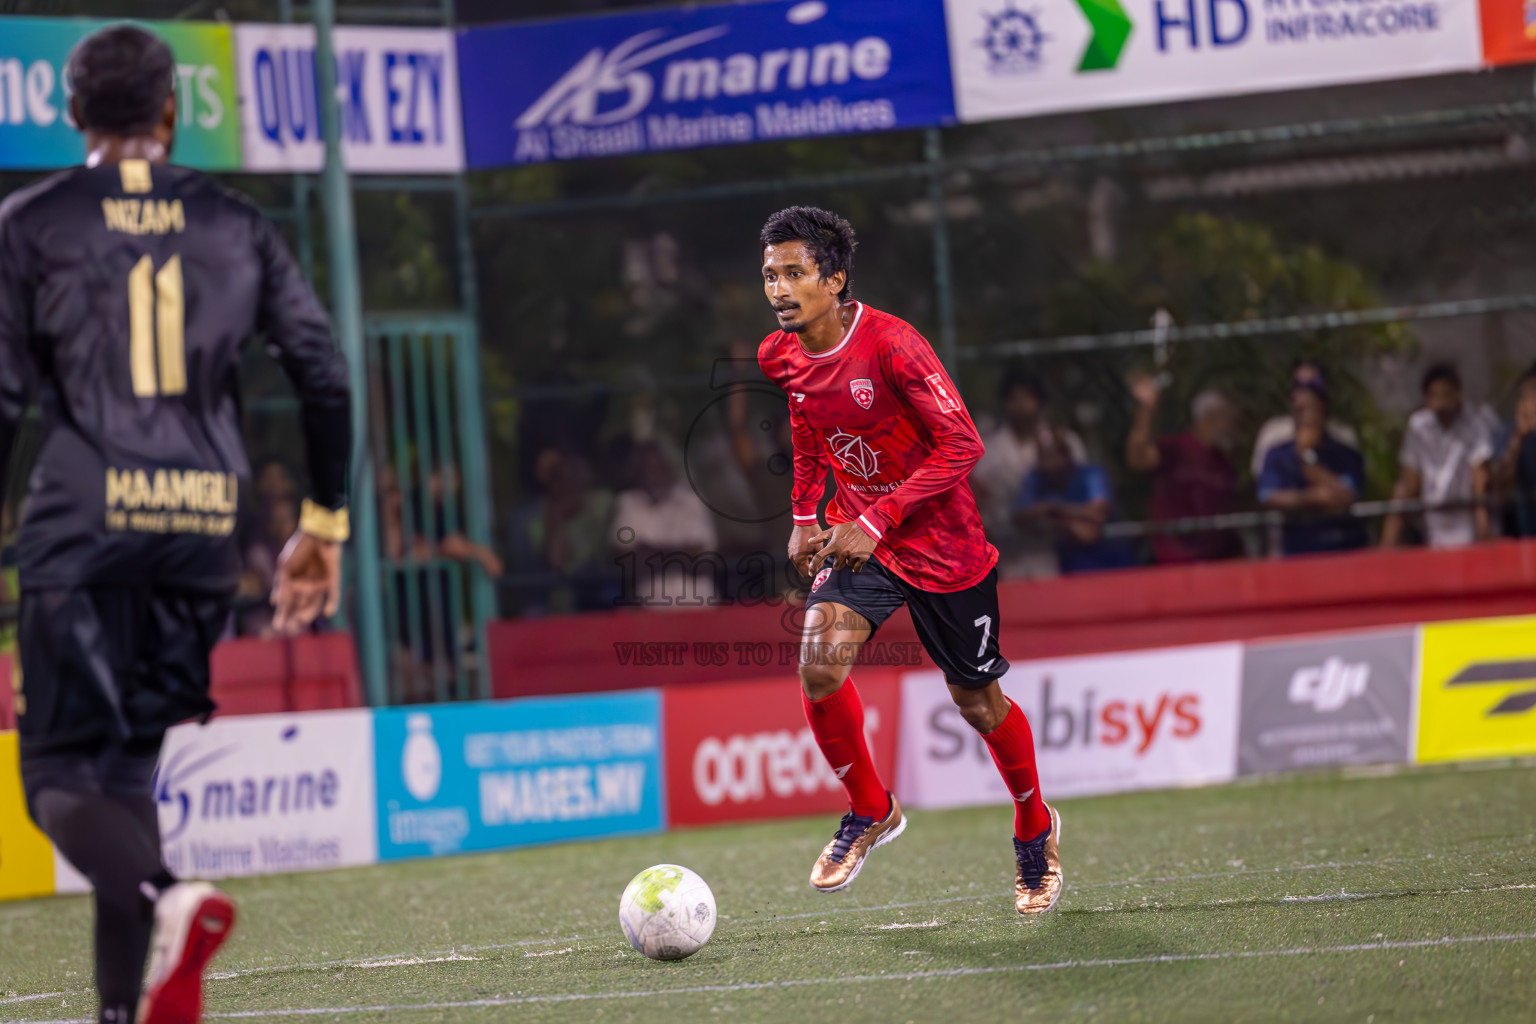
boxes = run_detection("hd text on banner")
[944,0,1484,124]
[234,24,464,173]
[455,0,956,167]
[0,18,240,171]
[374,692,665,862]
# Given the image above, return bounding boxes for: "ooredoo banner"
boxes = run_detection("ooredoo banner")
[373,692,664,861]
[1238,628,1416,774]
[896,644,1241,808]
[456,0,956,167]
[234,24,464,173]
[1478,0,1536,64]
[0,18,241,171]
[152,709,378,880]
[662,674,901,827]
[944,0,1484,125]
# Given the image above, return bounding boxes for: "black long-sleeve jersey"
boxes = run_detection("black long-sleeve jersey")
[0,159,351,592]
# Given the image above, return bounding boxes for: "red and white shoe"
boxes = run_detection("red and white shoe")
[137,882,236,1024]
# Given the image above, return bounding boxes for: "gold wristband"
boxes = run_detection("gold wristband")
[300,499,350,543]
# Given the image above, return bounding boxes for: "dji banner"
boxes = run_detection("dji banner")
[1237,628,1416,775]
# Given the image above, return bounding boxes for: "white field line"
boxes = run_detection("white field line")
[524,947,575,957]
[356,954,483,969]
[203,934,583,981]
[12,931,1535,1024]
[15,873,1532,1009]
[873,919,944,930]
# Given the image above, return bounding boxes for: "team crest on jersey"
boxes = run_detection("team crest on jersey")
[812,566,833,592]
[849,378,875,410]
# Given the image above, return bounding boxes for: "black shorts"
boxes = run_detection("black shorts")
[17,587,231,756]
[804,557,1009,689]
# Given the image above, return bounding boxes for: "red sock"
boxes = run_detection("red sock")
[803,678,888,819]
[983,699,1051,840]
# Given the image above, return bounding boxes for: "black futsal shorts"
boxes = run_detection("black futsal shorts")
[16,586,231,756]
[803,557,1009,689]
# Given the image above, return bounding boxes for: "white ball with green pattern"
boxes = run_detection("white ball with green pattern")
[618,863,717,960]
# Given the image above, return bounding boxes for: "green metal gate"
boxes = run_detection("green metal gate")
[363,314,496,705]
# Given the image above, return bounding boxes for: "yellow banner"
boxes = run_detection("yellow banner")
[0,731,55,900]
[1417,616,1536,763]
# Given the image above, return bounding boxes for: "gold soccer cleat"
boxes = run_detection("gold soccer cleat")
[1014,804,1063,916]
[810,794,906,893]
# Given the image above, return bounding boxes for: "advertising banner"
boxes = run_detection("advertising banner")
[1237,628,1415,775]
[0,732,56,901]
[152,709,378,880]
[663,674,901,828]
[1417,616,1536,763]
[374,692,664,861]
[944,0,1484,125]
[235,24,464,173]
[0,18,241,171]
[456,0,956,167]
[1478,0,1536,64]
[896,644,1241,809]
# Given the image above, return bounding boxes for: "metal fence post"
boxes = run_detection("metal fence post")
[315,0,389,705]
[926,128,958,370]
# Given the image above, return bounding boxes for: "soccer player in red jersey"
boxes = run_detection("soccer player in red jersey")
[757,207,1062,915]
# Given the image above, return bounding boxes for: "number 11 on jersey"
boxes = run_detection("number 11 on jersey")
[128,253,185,397]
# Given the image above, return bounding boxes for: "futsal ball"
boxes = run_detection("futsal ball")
[618,864,716,960]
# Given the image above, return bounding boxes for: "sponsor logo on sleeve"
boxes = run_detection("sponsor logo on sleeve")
[924,373,962,413]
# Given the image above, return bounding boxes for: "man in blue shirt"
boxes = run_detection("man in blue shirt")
[1257,378,1368,555]
[1015,428,1134,573]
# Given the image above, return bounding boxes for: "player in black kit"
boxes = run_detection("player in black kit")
[0,26,351,1024]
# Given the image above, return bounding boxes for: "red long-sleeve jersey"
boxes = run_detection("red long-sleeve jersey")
[758,303,998,593]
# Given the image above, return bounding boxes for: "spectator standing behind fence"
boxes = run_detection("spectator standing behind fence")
[972,370,1086,578]
[1491,364,1536,537]
[613,440,720,606]
[1257,377,1369,555]
[1014,428,1133,574]
[1251,360,1361,478]
[506,448,616,615]
[1124,375,1244,564]
[1381,363,1495,549]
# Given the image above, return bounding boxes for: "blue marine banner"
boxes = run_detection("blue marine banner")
[374,692,665,861]
[456,0,956,167]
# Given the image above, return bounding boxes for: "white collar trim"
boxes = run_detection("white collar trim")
[800,302,863,360]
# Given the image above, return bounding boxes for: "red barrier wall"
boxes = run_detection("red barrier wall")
[0,633,362,729]
[490,542,1536,698]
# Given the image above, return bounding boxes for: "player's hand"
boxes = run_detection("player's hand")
[788,523,821,577]
[272,530,342,635]
[810,521,878,574]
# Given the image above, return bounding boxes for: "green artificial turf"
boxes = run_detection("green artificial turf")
[2,761,1533,1023]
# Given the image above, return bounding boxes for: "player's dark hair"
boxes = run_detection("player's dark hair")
[65,24,175,135]
[1422,362,1461,394]
[760,206,857,301]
